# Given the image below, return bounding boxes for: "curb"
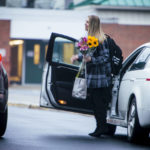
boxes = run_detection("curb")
[8,103,49,111]
[8,103,92,117]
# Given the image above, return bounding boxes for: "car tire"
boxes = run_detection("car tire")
[106,124,116,136]
[0,106,8,137]
[127,98,149,143]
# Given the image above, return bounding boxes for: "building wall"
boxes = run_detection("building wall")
[103,24,150,59]
[0,20,10,79]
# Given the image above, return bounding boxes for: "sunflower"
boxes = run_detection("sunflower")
[88,36,93,41]
[87,40,93,48]
[93,38,99,47]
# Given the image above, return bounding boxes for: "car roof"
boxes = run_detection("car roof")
[138,42,150,49]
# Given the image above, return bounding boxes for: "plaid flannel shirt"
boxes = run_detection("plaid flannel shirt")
[78,39,112,88]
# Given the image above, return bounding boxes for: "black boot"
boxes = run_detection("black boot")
[89,127,108,137]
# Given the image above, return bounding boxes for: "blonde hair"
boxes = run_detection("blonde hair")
[88,15,106,43]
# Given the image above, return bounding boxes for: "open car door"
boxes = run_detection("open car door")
[40,33,93,114]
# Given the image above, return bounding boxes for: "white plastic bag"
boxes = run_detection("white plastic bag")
[72,60,87,100]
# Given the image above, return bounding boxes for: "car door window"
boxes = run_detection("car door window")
[129,47,150,71]
[52,37,79,66]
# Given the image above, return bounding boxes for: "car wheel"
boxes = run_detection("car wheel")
[106,124,116,136]
[0,106,8,137]
[127,98,149,143]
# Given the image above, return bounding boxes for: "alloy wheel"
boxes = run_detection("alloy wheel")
[128,103,136,138]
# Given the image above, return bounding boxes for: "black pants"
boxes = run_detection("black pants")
[88,87,111,129]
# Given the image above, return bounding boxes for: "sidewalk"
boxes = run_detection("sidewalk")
[8,84,41,108]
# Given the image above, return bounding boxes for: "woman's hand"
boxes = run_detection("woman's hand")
[71,55,79,64]
[83,55,91,63]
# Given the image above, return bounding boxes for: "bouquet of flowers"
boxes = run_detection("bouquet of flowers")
[75,36,99,78]
[76,36,99,56]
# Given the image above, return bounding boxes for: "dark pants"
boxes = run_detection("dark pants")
[88,87,111,130]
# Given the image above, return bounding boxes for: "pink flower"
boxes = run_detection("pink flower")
[77,42,81,47]
[82,37,87,42]
[76,36,90,54]
[84,46,88,50]
[80,47,84,51]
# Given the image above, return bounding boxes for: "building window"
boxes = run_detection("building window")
[34,44,40,65]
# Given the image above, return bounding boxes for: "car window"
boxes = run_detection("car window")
[52,37,79,66]
[129,47,150,71]
[144,47,150,68]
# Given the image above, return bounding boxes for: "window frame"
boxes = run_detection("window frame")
[46,32,79,67]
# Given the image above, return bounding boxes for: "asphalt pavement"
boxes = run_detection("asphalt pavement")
[1,106,150,150]
[7,83,128,136]
[6,84,150,149]
[7,84,127,134]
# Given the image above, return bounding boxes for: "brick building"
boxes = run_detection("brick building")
[102,24,150,59]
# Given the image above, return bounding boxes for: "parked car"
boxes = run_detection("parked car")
[0,54,8,137]
[40,33,150,142]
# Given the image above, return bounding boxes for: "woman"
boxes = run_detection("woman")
[71,15,122,137]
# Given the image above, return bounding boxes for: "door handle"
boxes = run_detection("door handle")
[130,78,135,82]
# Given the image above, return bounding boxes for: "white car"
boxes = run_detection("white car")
[40,33,150,142]
[107,42,150,142]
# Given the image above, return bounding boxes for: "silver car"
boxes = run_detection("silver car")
[40,33,150,142]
